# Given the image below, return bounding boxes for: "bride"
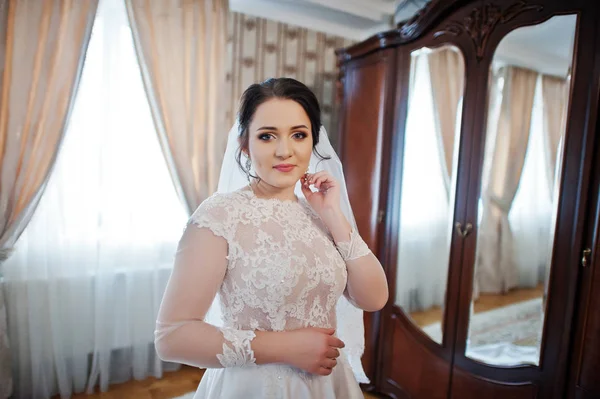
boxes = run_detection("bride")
[154,78,389,398]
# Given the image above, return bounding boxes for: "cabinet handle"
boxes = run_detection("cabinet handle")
[455,222,473,238]
[464,223,473,237]
[582,248,592,268]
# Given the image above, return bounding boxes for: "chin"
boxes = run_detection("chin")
[263,173,301,189]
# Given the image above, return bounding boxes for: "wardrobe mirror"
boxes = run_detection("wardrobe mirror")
[395,45,465,345]
[467,14,577,366]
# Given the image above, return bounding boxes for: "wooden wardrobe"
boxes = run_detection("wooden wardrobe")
[335,0,600,398]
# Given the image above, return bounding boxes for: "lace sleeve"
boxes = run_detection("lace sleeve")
[336,228,371,261]
[154,196,256,369]
[189,193,236,241]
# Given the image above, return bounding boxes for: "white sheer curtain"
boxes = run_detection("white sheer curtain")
[476,66,538,294]
[509,79,553,288]
[481,70,561,292]
[2,0,187,397]
[395,54,453,312]
[510,76,556,288]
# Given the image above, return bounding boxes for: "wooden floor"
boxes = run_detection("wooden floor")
[409,285,545,327]
[59,366,382,399]
[58,367,203,399]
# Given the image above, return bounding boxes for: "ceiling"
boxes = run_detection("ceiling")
[229,0,428,41]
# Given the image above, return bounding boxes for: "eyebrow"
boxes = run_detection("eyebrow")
[257,125,309,131]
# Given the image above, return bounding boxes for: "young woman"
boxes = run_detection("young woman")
[154,78,388,398]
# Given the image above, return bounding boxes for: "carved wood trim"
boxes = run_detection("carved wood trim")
[337,0,470,63]
[398,0,438,39]
[433,1,544,61]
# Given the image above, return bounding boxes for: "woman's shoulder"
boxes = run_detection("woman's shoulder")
[188,189,249,234]
[195,188,248,211]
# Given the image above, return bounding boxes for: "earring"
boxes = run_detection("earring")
[245,158,252,172]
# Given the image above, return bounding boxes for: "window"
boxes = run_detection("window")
[6,0,187,277]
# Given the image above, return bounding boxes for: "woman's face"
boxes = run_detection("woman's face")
[245,98,314,190]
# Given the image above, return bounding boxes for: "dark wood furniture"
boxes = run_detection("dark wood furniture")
[335,1,600,398]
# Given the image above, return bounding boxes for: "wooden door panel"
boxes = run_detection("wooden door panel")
[569,132,600,399]
[450,367,539,399]
[379,313,450,399]
[338,48,397,383]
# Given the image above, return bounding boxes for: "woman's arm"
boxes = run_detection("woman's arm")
[320,208,389,312]
[155,224,344,374]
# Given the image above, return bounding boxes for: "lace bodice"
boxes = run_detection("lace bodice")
[191,187,350,333]
[154,186,371,375]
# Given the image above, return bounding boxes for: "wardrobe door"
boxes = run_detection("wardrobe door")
[375,29,475,399]
[451,2,599,398]
[337,48,397,383]
[567,120,600,399]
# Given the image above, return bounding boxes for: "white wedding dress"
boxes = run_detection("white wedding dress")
[156,186,371,399]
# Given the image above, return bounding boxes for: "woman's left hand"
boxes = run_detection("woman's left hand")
[300,171,342,217]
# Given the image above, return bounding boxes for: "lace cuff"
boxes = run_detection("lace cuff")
[336,228,371,261]
[216,327,257,367]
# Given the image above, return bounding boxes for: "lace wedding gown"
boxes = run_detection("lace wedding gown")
[156,186,371,399]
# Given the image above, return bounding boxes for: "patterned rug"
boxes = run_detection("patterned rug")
[423,297,544,348]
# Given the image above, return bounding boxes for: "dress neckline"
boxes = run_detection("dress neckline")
[242,185,301,205]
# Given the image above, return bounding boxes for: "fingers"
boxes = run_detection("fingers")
[315,175,336,192]
[305,171,337,191]
[311,327,344,347]
[301,172,311,187]
[326,347,340,359]
[300,180,313,198]
[323,358,337,369]
[313,327,336,335]
[329,336,345,348]
[316,358,337,376]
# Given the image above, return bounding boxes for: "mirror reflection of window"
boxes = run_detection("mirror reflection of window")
[468,14,576,367]
[395,46,465,345]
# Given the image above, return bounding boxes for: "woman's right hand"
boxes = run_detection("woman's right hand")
[283,327,345,376]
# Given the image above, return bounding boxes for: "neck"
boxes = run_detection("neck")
[250,180,298,202]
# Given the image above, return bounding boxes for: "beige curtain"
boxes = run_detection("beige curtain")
[126,0,229,214]
[477,66,538,293]
[541,75,568,193]
[0,0,98,396]
[473,67,503,300]
[428,48,465,196]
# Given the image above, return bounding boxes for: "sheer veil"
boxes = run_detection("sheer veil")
[206,120,369,383]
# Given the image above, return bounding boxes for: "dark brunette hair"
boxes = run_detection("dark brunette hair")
[235,78,330,179]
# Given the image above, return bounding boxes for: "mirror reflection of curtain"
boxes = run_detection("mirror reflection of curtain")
[509,78,553,289]
[428,48,465,195]
[395,52,462,313]
[477,66,538,293]
[473,69,504,300]
[541,76,569,193]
